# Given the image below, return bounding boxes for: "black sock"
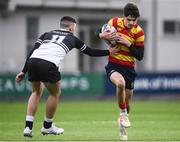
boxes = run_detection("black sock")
[25,121,33,129]
[43,121,52,129]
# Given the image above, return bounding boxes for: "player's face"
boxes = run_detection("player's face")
[124,15,137,29]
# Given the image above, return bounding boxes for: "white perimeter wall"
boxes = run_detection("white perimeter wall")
[0,0,180,73]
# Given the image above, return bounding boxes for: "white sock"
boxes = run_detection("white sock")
[44,117,53,122]
[26,115,34,122]
[120,109,127,115]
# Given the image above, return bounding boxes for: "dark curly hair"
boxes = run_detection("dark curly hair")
[123,3,140,18]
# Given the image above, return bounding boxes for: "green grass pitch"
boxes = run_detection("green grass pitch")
[0,100,180,141]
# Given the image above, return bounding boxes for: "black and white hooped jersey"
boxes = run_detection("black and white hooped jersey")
[22,29,110,73]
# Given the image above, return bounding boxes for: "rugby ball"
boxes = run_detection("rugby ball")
[101,24,117,46]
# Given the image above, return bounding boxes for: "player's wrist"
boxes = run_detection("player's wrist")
[127,43,132,47]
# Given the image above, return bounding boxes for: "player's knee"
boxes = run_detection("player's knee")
[32,89,43,96]
[116,79,125,89]
[56,93,60,97]
[51,92,60,98]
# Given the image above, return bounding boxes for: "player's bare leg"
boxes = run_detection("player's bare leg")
[125,89,133,114]
[24,81,44,137]
[110,72,126,107]
[41,81,64,135]
[117,89,133,140]
[110,72,130,127]
[44,81,60,118]
[110,72,130,140]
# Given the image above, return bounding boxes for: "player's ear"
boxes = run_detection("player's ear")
[69,23,76,33]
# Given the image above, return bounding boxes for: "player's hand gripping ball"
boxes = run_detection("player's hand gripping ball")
[101,24,117,46]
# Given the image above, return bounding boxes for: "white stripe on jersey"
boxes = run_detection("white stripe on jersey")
[43,40,51,43]
[37,39,43,44]
[80,44,86,51]
[30,43,67,68]
[60,42,69,53]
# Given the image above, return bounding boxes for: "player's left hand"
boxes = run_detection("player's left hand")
[116,35,132,47]
[15,72,25,83]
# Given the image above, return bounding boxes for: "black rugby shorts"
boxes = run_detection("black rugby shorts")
[105,62,137,89]
[27,58,61,83]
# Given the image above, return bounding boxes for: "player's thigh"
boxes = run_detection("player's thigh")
[31,81,44,96]
[110,71,125,86]
[44,81,60,95]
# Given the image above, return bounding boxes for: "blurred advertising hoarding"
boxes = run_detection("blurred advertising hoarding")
[0,73,104,96]
[104,72,180,95]
[1,72,180,97]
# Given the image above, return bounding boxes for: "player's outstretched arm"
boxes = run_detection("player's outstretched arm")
[74,34,119,56]
[81,46,109,56]
[81,45,119,57]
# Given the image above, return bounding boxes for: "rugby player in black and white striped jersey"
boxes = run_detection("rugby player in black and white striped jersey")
[15,16,119,138]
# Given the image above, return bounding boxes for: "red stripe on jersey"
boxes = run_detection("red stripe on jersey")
[112,17,118,28]
[119,29,129,36]
[117,50,134,56]
[134,30,144,39]
[109,56,135,67]
[135,41,144,46]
